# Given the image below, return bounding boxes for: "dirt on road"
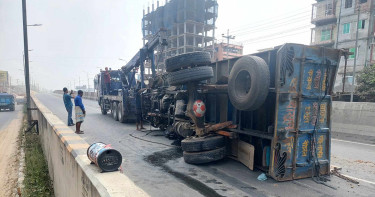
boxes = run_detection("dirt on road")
[0,111,22,197]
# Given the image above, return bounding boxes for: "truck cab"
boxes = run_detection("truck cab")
[0,93,15,111]
[95,69,137,123]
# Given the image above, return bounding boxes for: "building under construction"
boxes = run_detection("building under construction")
[142,0,218,72]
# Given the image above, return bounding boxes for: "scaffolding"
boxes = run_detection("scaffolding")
[142,0,218,72]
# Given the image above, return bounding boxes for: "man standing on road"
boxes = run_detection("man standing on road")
[63,87,75,126]
[136,81,145,131]
[74,90,85,134]
[104,67,111,94]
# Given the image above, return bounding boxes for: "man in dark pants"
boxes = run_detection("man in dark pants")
[74,90,86,134]
[136,81,145,131]
[62,87,74,126]
[104,67,111,94]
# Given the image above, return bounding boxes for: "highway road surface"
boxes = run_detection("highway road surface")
[35,93,375,197]
[0,105,23,196]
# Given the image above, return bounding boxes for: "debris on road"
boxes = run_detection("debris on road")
[257,173,267,181]
[331,167,359,184]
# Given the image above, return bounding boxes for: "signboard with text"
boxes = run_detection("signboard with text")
[0,71,8,83]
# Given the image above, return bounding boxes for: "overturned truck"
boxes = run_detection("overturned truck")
[142,43,343,181]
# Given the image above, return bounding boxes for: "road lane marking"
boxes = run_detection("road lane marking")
[332,139,375,147]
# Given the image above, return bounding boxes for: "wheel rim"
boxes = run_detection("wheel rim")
[235,70,251,98]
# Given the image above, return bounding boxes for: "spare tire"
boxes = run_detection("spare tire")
[183,147,226,164]
[167,66,213,86]
[165,52,211,72]
[228,56,270,111]
[181,135,225,152]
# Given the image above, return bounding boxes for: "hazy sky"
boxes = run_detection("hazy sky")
[0,0,314,90]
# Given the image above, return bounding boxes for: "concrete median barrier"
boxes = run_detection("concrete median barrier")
[53,90,98,101]
[30,94,148,197]
[332,101,375,137]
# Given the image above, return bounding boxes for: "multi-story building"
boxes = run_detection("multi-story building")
[142,0,218,72]
[311,0,374,92]
[214,42,243,61]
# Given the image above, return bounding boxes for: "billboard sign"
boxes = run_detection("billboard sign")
[0,71,8,83]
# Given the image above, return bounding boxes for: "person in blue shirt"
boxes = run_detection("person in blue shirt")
[63,87,74,126]
[74,90,86,134]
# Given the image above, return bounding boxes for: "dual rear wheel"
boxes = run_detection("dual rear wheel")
[181,135,226,164]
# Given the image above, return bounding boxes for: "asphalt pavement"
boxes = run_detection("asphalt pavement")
[35,93,375,197]
[0,105,22,131]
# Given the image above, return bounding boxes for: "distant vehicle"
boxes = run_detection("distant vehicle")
[0,93,15,111]
[15,96,26,105]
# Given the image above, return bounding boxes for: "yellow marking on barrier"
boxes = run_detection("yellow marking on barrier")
[60,136,83,143]
[53,125,68,131]
[67,143,90,153]
[56,130,74,136]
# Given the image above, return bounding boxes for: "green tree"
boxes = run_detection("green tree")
[356,64,375,101]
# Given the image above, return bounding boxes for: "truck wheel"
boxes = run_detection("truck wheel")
[165,52,211,72]
[181,135,225,152]
[118,103,126,123]
[101,102,107,115]
[112,103,119,121]
[228,56,270,111]
[110,103,114,116]
[183,147,226,164]
[167,66,213,86]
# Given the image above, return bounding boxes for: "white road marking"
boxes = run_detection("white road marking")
[332,139,375,147]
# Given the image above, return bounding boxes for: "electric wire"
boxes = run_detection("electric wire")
[234,15,312,37]
[231,8,336,46]
[240,27,312,45]
[229,5,313,32]
[230,4,332,35]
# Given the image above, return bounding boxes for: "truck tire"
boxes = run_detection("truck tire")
[100,102,107,115]
[183,147,226,164]
[112,103,119,121]
[167,66,213,86]
[118,103,126,123]
[181,135,225,152]
[228,56,270,111]
[110,103,114,116]
[165,52,211,72]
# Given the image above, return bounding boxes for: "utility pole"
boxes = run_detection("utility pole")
[335,0,343,49]
[222,29,235,60]
[22,0,31,125]
[351,2,360,102]
[87,73,90,92]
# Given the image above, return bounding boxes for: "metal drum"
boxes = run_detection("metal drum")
[87,142,122,172]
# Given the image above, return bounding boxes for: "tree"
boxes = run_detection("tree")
[356,64,375,101]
